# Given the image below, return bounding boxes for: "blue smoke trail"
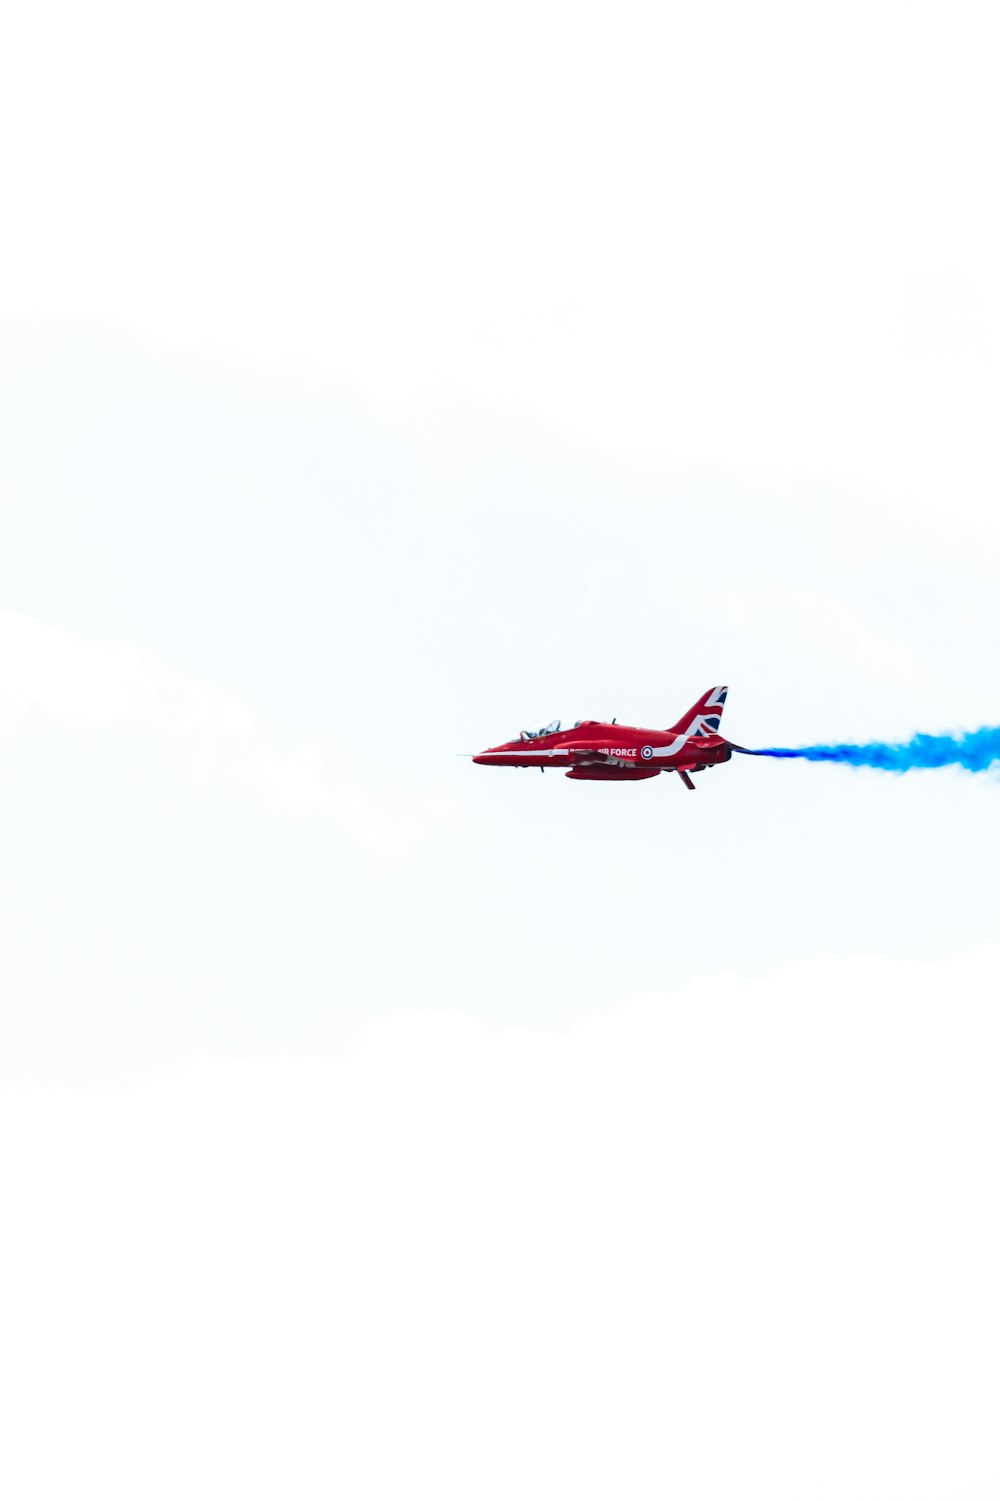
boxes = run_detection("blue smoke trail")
[732,727,1000,774]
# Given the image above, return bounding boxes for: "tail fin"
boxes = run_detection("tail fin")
[669,686,728,738]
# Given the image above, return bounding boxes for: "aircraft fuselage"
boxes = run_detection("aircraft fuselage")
[473,719,732,784]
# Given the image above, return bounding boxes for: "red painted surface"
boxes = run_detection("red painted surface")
[473,688,733,789]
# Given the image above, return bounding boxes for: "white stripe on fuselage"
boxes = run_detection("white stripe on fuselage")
[649,732,688,759]
[481,728,717,762]
[481,748,566,758]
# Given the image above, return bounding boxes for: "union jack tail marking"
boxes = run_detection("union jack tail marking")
[668,686,729,738]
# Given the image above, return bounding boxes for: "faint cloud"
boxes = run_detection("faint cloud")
[787,586,920,677]
[0,612,419,854]
[2,945,999,1498]
[715,584,922,678]
[3,3,999,542]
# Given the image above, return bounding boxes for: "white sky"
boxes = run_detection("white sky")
[2,2,1000,1495]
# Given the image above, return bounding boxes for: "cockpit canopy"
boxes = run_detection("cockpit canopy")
[518,720,587,741]
[520,720,561,742]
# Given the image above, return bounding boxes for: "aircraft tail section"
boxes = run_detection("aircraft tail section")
[669,686,728,738]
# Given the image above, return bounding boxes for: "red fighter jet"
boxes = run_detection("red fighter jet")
[474,687,732,790]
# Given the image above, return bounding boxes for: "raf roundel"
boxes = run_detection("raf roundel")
[640,744,654,760]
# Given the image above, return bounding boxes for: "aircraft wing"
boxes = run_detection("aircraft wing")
[566,746,633,768]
